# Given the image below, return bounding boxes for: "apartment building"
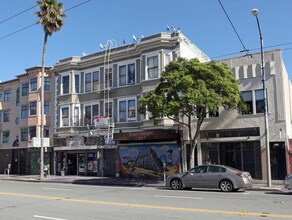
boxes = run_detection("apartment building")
[196,49,292,180]
[53,31,209,177]
[0,67,55,175]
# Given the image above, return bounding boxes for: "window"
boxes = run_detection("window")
[119,65,126,86]
[0,91,2,101]
[30,101,37,116]
[30,78,37,92]
[128,63,135,84]
[44,126,49,137]
[147,56,158,79]
[118,98,136,122]
[119,101,126,122]
[84,104,99,125]
[93,71,99,91]
[29,126,36,140]
[16,87,20,106]
[44,101,50,115]
[4,90,11,102]
[21,128,28,141]
[105,102,113,118]
[22,83,29,96]
[3,110,10,122]
[61,107,69,126]
[85,73,92,92]
[3,131,10,143]
[105,68,112,88]
[62,75,69,94]
[128,100,136,119]
[73,106,80,126]
[208,166,226,173]
[75,74,80,93]
[44,77,51,91]
[21,105,29,118]
[241,91,253,114]
[190,166,208,174]
[255,89,265,113]
[0,110,2,123]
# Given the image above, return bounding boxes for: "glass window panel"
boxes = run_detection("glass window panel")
[62,75,69,94]
[128,99,136,118]
[255,89,265,113]
[21,105,29,118]
[75,74,80,93]
[93,71,99,91]
[128,64,135,84]
[30,78,38,92]
[62,107,69,126]
[44,77,51,91]
[30,101,37,116]
[21,128,28,141]
[119,100,126,122]
[119,65,126,86]
[22,83,29,96]
[85,73,92,92]
[241,91,253,114]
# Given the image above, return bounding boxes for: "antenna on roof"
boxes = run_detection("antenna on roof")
[166,25,177,33]
[123,38,126,45]
[132,35,138,43]
[99,43,105,50]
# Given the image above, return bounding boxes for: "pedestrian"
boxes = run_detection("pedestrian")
[44,164,48,178]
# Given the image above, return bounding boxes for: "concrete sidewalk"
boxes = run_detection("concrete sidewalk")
[0,174,283,191]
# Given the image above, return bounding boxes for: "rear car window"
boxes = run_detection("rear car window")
[208,166,226,173]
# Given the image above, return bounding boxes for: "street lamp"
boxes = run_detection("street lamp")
[251,8,271,187]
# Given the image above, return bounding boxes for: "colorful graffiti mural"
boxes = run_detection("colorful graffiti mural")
[119,144,180,178]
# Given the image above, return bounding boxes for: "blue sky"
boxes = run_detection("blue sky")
[1,0,292,82]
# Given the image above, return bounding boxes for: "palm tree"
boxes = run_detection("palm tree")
[35,0,65,179]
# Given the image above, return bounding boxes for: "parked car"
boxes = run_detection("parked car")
[281,174,292,193]
[166,164,253,192]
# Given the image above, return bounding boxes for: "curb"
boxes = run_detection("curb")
[0,177,282,191]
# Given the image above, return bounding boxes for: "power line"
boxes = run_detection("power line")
[218,0,251,56]
[0,0,92,40]
[0,5,36,25]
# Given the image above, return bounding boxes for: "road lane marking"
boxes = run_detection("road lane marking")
[155,195,203,200]
[33,215,67,220]
[42,188,71,191]
[1,192,292,219]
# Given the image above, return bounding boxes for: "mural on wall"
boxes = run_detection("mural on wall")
[119,144,180,178]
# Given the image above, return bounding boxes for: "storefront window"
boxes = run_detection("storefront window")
[87,153,97,175]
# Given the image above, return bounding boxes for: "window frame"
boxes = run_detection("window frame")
[2,131,10,143]
[118,97,137,122]
[29,101,37,116]
[61,74,70,95]
[22,83,29,96]
[84,102,99,125]
[60,106,70,127]
[30,78,38,92]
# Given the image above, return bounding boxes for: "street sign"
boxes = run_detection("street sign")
[32,137,50,148]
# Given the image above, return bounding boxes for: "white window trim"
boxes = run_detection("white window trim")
[144,51,160,81]
[73,104,81,126]
[61,73,70,95]
[83,68,100,93]
[117,59,136,87]
[74,72,81,94]
[83,102,100,125]
[60,105,70,127]
[117,97,137,122]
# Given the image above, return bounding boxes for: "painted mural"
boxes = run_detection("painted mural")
[119,144,180,178]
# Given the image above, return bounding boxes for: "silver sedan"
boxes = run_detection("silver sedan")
[166,164,253,192]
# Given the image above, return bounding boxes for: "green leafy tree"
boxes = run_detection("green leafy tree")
[139,57,246,169]
[35,0,65,179]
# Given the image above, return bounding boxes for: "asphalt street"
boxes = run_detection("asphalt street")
[0,180,291,220]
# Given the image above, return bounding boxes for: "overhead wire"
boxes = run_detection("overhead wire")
[217,0,252,57]
[0,5,36,25]
[0,0,92,40]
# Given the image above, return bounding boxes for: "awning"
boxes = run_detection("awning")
[54,145,118,151]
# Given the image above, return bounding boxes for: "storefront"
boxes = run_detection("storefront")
[54,145,118,177]
[201,141,262,179]
[114,129,181,179]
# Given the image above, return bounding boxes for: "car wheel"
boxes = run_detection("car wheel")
[219,180,233,192]
[170,178,182,190]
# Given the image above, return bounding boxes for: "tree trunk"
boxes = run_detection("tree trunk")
[40,32,48,180]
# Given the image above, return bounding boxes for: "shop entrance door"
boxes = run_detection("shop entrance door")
[270,142,286,180]
[67,154,77,175]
